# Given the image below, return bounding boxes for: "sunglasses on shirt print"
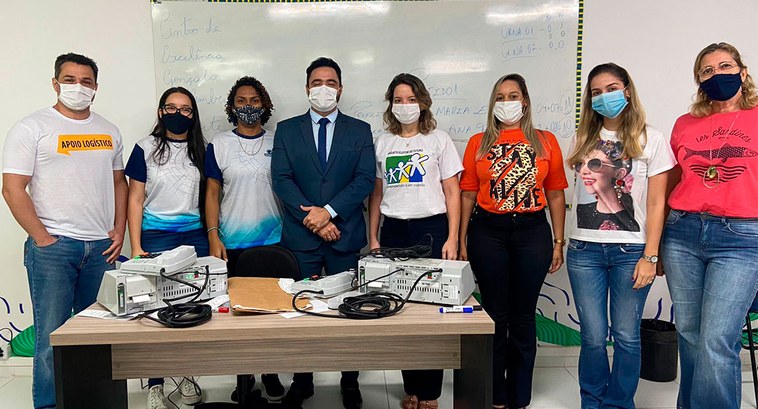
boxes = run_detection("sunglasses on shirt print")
[573,158,618,173]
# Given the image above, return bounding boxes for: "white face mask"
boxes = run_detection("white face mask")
[308,85,339,112]
[391,103,421,125]
[57,82,96,111]
[493,100,524,125]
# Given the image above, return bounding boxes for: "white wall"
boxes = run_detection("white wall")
[0,0,156,336]
[1,0,756,340]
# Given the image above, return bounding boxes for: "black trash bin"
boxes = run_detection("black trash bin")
[640,318,678,382]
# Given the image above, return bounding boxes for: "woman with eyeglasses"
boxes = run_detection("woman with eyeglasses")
[124,86,208,408]
[204,76,285,402]
[566,63,675,409]
[662,42,758,409]
[368,73,462,409]
[459,73,567,409]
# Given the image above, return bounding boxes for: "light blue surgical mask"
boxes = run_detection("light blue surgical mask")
[591,89,628,119]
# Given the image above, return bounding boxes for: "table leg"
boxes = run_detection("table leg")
[54,344,127,409]
[454,334,493,409]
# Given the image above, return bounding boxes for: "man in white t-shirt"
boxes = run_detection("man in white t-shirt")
[1,53,127,409]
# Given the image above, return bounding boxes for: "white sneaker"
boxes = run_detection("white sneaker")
[179,377,202,405]
[147,385,168,409]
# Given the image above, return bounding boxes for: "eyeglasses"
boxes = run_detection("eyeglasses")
[698,60,739,81]
[162,105,194,116]
[573,158,617,172]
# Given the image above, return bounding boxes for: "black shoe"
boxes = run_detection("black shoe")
[281,382,314,409]
[230,375,255,402]
[261,373,285,401]
[340,386,362,409]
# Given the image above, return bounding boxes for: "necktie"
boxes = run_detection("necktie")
[317,117,330,171]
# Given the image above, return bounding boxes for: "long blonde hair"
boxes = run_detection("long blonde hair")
[476,74,544,160]
[568,63,646,166]
[690,42,758,118]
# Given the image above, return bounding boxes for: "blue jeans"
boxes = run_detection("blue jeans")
[661,210,758,409]
[141,228,210,257]
[567,240,650,409]
[24,235,114,409]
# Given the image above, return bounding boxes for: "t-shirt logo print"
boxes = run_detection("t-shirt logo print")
[385,152,429,184]
[487,142,540,211]
[57,134,113,156]
[685,142,756,184]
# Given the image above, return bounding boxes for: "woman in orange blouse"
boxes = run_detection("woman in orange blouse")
[459,73,568,409]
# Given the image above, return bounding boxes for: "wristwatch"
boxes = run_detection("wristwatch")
[553,238,567,246]
[642,254,659,264]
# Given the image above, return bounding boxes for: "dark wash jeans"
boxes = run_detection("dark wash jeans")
[380,213,449,400]
[466,207,552,408]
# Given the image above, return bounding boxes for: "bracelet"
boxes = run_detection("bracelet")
[207,226,220,234]
[553,238,567,246]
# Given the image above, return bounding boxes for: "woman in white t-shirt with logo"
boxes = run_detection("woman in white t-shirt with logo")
[566,63,675,409]
[368,73,463,409]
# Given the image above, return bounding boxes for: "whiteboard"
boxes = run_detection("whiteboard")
[152,0,579,157]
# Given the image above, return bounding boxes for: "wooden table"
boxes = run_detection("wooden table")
[51,301,494,408]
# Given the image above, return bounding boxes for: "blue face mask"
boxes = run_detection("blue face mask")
[591,89,628,119]
[700,73,742,101]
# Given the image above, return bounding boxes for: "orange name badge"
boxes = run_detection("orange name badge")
[57,134,114,155]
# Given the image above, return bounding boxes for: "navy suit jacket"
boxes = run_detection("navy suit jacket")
[271,111,375,252]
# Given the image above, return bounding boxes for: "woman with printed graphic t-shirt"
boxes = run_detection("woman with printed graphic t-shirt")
[367,73,462,409]
[662,42,758,409]
[124,87,208,408]
[566,63,675,409]
[459,74,567,409]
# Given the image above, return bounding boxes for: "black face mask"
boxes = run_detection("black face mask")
[700,73,742,101]
[162,112,193,135]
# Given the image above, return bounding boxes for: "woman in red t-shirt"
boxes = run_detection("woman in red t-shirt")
[459,73,568,409]
[662,42,758,409]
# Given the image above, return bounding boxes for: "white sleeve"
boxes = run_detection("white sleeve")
[645,127,676,177]
[437,130,464,180]
[112,127,125,171]
[2,121,38,176]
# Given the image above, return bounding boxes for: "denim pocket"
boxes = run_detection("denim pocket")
[726,220,758,237]
[619,243,645,254]
[665,209,683,225]
[23,239,29,267]
[568,239,587,251]
[32,235,60,249]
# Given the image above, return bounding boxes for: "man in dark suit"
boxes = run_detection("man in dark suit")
[271,57,374,409]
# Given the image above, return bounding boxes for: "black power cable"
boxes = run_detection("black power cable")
[292,268,443,319]
[0,327,13,359]
[138,265,217,328]
[363,233,433,261]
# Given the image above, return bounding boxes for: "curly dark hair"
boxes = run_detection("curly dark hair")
[225,76,274,126]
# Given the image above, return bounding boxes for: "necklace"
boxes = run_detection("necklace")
[400,132,419,148]
[703,110,740,188]
[237,130,265,156]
